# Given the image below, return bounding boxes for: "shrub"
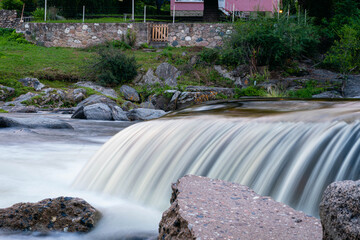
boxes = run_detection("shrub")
[32,8,45,20]
[199,48,219,64]
[90,48,139,87]
[323,18,360,73]
[288,80,325,98]
[0,28,29,44]
[1,0,23,12]
[122,29,137,47]
[234,86,267,98]
[228,15,319,69]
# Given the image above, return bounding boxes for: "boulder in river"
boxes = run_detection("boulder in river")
[0,196,101,233]
[127,108,166,121]
[320,180,360,240]
[159,175,322,240]
[0,116,73,129]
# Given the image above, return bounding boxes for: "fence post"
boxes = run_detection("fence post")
[83,6,85,23]
[232,4,235,22]
[44,0,47,21]
[144,5,146,23]
[173,3,176,24]
[132,0,135,20]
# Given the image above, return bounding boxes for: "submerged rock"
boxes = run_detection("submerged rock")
[0,197,101,233]
[159,175,322,240]
[320,180,360,240]
[0,116,73,129]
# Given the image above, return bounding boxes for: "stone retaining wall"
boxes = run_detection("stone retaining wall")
[0,10,20,29]
[15,22,232,48]
[168,23,233,48]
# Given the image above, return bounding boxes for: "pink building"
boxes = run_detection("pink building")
[170,0,280,17]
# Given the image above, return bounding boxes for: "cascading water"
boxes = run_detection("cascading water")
[73,101,360,217]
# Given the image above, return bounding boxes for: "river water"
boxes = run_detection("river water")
[1,100,360,239]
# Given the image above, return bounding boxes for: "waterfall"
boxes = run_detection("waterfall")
[73,116,360,217]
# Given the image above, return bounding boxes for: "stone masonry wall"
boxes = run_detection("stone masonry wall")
[17,22,149,48]
[0,10,20,29]
[168,23,233,48]
[15,22,232,48]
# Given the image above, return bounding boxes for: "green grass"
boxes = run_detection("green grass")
[0,109,9,113]
[0,36,94,80]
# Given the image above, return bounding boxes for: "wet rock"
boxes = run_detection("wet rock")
[120,85,140,102]
[0,196,101,233]
[320,180,360,240]
[185,86,235,97]
[111,106,129,121]
[138,69,162,86]
[159,175,322,240]
[75,81,118,99]
[18,77,45,91]
[149,94,171,111]
[343,75,360,98]
[76,95,116,109]
[0,116,73,129]
[177,91,218,110]
[121,101,138,111]
[127,108,166,121]
[155,63,181,87]
[83,103,113,121]
[140,101,155,109]
[166,90,181,111]
[0,85,14,101]
[312,91,343,99]
[3,106,38,113]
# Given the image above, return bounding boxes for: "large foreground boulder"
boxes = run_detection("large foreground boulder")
[0,116,73,129]
[0,197,101,233]
[159,175,322,240]
[320,180,360,240]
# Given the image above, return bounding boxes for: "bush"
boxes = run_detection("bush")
[0,28,29,44]
[323,18,360,73]
[90,48,139,87]
[32,8,45,20]
[121,29,137,47]
[288,80,325,98]
[199,48,219,64]
[1,0,23,12]
[228,15,319,68]
[234,86,267,98]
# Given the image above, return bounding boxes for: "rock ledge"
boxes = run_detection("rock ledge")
[159,175,322,240]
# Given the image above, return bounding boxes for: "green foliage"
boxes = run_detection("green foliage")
[228,15,319,68]
[199,48,219,64]
[90,48,139,87]
[0,109,9,113]
[122,29,137,47]
[1,0,23,11]
[234,86,267,98]
[0,77,33,100]
[323,18,360,73]
[32,8,45,20]
[110,40,131,50]
[288,80,325,98]
[0,28,29,44]
[136,83,172,102]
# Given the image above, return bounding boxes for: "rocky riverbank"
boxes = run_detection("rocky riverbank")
[1,61,360,122]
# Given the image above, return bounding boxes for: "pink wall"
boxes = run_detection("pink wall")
[170,0,204,11]
[224,0,278,12]
[170,0,277,12]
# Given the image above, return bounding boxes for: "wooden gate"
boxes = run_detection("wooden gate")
[151,24,169,42]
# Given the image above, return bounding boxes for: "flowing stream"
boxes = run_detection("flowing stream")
[1,100,360,239]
